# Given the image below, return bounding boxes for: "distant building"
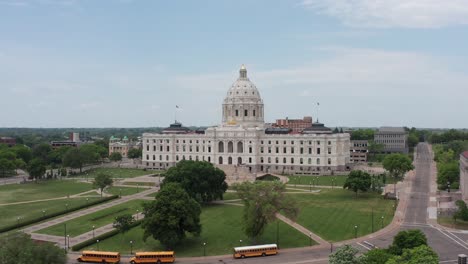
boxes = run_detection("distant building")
[0,137,16,147]
[50,132,81,149]
[109,136,140,158]
[460,152,468,201]
[273,116,313,133]
[70,132,80,142]
[374,127,409,154]
[350,140,368,163]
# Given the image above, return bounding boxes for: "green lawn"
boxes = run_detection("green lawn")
[288,189,394,242]
[0,197,103,228]
[0,180,93,204]
[74,168,149,179]
[121,182,156,187]
[105,186,144,197]
[84,204,313,256]
[287,175,348,186]
[222,192,239,200]
[438,217,468,230]
[36,200,146,237]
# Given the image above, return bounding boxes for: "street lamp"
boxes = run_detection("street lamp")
[354,225,358,238]
[447,181,451,193]
[119,188,122,197]
[309,181,312,192]
[86,198,89,205]
[239,239,242,246]
[136,209,139,220]
[65,203,69,211]
[309,232,313,246]
[130,240,133,254]
[381,216,384,229]
[203,242,206,256]
[96,239,100,251]
[67,235,70,249]
[92,225,95,239]
[42,210,46,217]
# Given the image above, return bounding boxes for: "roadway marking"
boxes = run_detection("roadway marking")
[439,260,457,263]
[436,228,468,250]
[356,242,372,251]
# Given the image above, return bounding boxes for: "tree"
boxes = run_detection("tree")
[386,245,438,264]
[362,248,393,264]
[436,161,459,188]
[329,244,366,264]
[368,140,385,159]
[343,170,371,197]
[163,160,228,202]
[0,158,15,177]
[93,173,113,197]
[32,143,52,163]
[0,232,66,264]
[383,153,414,196]
[350,129,375,140]
[127,148,142,159]
[80,144,106,163]
[142,183,201,248]
[388,229,427,255]
[14,158,26,174]
[62,148,86,173]
[11,144,32,163]
[233,181,299,240]
[109,152,122,162]
[113,214,135,235]
[27,158,46,181]
[454,200,468,221]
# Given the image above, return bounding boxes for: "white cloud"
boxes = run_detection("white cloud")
[301,0,468,28]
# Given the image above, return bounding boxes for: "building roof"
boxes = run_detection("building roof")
[302,122,332,134]
[377,127,406,133]
[162,122,192,134]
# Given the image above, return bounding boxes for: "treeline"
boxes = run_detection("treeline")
[429,129,468,144]
[433,141,468,190]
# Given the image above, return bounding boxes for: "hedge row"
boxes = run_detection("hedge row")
[0,195,119,234]
[71,219,143,251]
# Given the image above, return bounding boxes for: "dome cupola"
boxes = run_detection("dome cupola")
[222,65,264,128]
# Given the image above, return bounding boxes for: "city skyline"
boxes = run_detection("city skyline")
[1,0,467,128]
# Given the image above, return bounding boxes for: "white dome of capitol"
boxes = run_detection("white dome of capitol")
[225,65,262,102]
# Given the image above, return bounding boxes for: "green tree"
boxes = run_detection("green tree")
[368,140,385,159]
[436,161,459,189]
[32,143,52,163]
[11,144,32,163]
[0,158,15,177]
[454,200,468,221]
[93,173,113,197]
[386,245,438,264]
[14,158,27,174]
[142,183,201,248]
[127,148,142,159]
[362,248,393,264]
[163,160,228,202]
[351,129,375,140]
[113,214,135,235]
[27,158,46,181]
[388,229,427,255]
[109,152,123,162]
[383,153,414,196]
[233,181,299,241]
[62,148,86,173]
[0,232,66,264]
[343,170,372,197]
[80,144,105,163]
[329,244,366,264]
[47,146,72,166]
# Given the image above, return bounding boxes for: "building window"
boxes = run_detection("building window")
[260,147,264,153]
[152,155,155,160]
[249,157,252,163]
[208,146,211,153]
[300,158,303,164]
[283,147,287,153]
[253,110,256,116]
[176,155,179,161]
[300,148,304,154]
[308,158,312,164]
[261,157,264,163]
[146,155,149,160]
[218,142,224,153]
[291,147,294,154]
[317,141,320,145]
[166,155,169,161]
[283,157,286,163]
[249,147,252,153]
[328,141,331,145]
[208,156,211,162]
[291,157,294,164]
[275,157,279,164]
[235,110,239,116]
[317,158,320,165]
[237,141,243,153]
[328,158,331,165]
[228,141,234,153]
[309,148,312,154]
[328,147,331,154]
[268,147,272,153]
[268,157,271,163]
[276,147,279,153]
[166,146,170,152]
[317,148,321,155]
[147,145,149,151]
[159,155,162,160]
[244,109,248,116]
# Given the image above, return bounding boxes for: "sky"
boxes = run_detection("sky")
[0,0,467,129]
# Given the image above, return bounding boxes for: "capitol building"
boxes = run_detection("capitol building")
[142,65,350,176]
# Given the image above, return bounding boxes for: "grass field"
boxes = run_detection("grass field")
[0,197,103,228]
[222,192,239,200]
[0,180,93,204]
[37,199,146,237]
[75,168,149,179]
[288,189,394,242]
[438,217,468,229]
[84,204,313,256]
[121,182,156,187]
[105,186,144,197]
[287,174,396,187]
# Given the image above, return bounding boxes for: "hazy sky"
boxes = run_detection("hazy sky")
[1,0,467,128]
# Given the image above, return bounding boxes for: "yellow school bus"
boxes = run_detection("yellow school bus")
[77,250,120,263]
[130,251,175,264]
[233,244,278,259]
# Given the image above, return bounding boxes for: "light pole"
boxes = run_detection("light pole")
[86,198,89,205]
[64,223,67,252]
[92,225,95,239]
[309,232,312,246]
[137,184,139,193]
[354,225,358,239]
[65,203,69,211]
[67,235,70,249]
[276,220,279,247]
[42,210,46,217]
[136,209,139,220]
[309,181,312,192]
[371,207,374,233]
[96,239,100,251]
[203,242,206,256]
[239,239,242,247]
[447,181,451,193]
[381,216,384,229]
[119,188,122,197]
[130,240,133,254]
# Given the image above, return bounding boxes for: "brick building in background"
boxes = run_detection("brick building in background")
[272,116,313,133]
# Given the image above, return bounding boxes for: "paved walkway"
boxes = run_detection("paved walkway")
[24,187,158,248]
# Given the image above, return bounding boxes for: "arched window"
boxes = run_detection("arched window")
[268,157,271,163]
[317,158,320,165]
[219,156,223,164]
[228,157,233,164]
[176,155,179,161]
[208,156,211,162]
[218,141,224,153]
[238,157,242,164]
[300,158,303,164]
[308,158,312,164]
[237,141,243,153]
[228,141,234,153]
[283,157,286,163]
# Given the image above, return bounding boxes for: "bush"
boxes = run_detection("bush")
[71,219,142,251]
[0,195,119,233]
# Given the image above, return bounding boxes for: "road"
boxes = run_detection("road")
[67,143,468,263]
